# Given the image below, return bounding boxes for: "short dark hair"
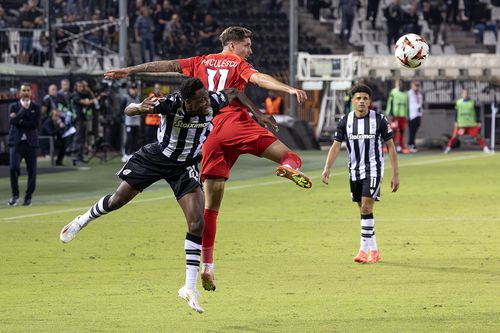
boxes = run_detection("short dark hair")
[350,83,373,98]
[219,26,252,46]
[180,78,205,100]
[20,82,32,88]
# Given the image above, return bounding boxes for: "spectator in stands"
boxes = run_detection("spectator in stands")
[386,79,408,153]
[154,0,176,53]
[42,84,59,122]
[179,0,198,23]
[309,0,330,20]
[56,13,80,67]
[135,6,155,63]
[422,1,447,45]
[17,0,44,64]
[407,80,423,152]
[445,88,490,154]
[366,0,380,29]
[265,92,284,115]
[339,0,358,44]
[144,83,163,144]
[445,0,459,25]
[0,6,10,62]
[8,83,41,207]
[121,83,141,161]
[384,0,405,51]
[41,109,67,166]
[403,3,422,35]
[164,13,189,53]
[71,81,94,163]
[471,2,497,43]
[198,14,221,47]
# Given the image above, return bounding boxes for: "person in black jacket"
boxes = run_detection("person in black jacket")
[8,83,41,206]
[40,109,66,166]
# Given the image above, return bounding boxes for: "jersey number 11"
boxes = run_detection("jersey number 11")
[207,69,229,92]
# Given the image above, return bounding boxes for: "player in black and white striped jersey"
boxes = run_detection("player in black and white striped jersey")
[322,84,400,264]
[59,78,276,313]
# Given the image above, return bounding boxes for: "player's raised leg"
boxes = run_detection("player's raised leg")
[177,187,205,313]
[59,181,139,243]
[200,178,224,291]
[261,140,312,189]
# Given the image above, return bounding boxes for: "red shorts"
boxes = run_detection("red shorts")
[201,114,278,181]
[454,126,480,136]
[391,117,407,131]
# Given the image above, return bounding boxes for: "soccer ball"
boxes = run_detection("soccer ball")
[394,34,429,68]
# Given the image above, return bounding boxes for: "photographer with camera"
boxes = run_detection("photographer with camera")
[41,109,67,166]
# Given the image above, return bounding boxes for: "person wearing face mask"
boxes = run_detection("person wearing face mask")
[7,83,41,207]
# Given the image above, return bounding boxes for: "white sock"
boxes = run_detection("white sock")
[185,233,202,290]
[202,263,214,271]
[78,195,113,227]
[360,213,375,253]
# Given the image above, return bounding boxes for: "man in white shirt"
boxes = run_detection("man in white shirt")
[407,80,423,152]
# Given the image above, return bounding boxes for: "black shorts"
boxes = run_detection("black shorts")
[350,176,382,202]
[116,144,201,200]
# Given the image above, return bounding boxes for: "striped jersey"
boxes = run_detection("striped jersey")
[153,90,229,162]
[334,110,393,180]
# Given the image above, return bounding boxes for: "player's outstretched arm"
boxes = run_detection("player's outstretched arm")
[249,72,308,104]
[124,95,156,116]
[105,60,183,79]
[385,139,400,192]
[221,88,279,132]
[322,141,342,185]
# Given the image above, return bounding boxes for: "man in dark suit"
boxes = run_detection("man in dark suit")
[8,83,41,206]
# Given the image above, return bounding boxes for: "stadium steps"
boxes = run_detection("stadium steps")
[446,30,490,54]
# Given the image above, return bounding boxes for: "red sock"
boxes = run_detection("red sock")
[280,151,302,169]
[477,136,486,148]
[202,208,218,264]
[447,137,456,148]
[399,130,405,148]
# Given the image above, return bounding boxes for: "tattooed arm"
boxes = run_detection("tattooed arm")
[104,60,182,79]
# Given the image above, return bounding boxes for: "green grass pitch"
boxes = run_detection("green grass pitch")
[0,151,499,332]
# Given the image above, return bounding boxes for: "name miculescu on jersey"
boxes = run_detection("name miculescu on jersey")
[348,134,376,140]
[174,119,210,129]
[201,58,239,68]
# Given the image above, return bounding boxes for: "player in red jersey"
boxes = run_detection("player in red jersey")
[105,26,311,292]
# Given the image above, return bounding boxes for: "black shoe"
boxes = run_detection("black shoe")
[22,198,32,206]
[7,196,19,206]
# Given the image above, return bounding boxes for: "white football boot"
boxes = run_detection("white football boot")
[178,286,204,313]
[60,216,83,243]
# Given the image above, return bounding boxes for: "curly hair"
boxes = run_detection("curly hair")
[180,78,205,101]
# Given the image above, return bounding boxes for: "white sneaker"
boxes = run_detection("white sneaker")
[443,147,451,154]
[178,286,204,313]
[60,216,82,243]
[483,146,491,154]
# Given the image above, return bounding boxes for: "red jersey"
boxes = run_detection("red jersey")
[177,53,258,119]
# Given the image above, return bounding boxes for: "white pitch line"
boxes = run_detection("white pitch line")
[0,153,494,222]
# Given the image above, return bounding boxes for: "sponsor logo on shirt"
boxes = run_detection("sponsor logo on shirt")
[348,134,375,140]
[174,119,210,129]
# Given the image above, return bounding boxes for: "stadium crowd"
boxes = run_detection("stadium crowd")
[305,0,498,50]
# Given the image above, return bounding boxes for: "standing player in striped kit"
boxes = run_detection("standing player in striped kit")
[322,84,400,263]
[59,78,273,313]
